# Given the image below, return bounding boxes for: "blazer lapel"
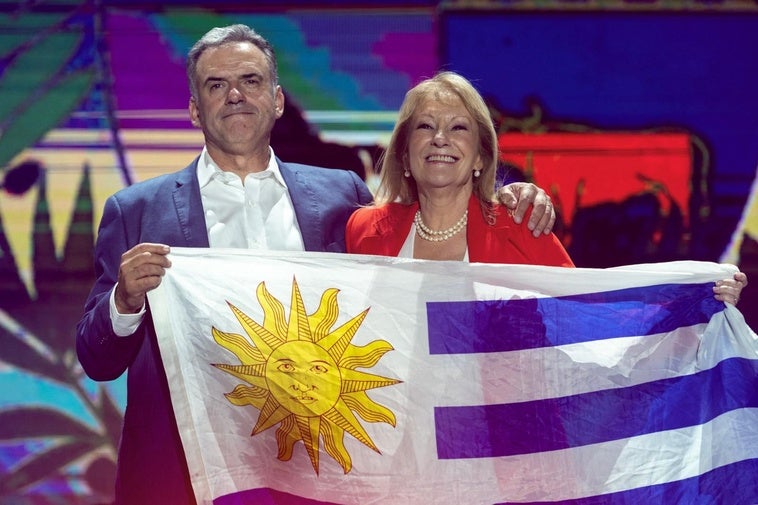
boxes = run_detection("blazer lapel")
[172,159,209,247]
[379,203,416,255]
[278,159,323,251]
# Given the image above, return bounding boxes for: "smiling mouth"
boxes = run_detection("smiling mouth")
[426,154,457,163]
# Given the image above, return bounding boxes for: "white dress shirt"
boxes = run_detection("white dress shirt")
[110,147,303,336]
[198,147,304,251]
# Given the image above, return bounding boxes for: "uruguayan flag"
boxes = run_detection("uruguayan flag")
[149,248,758,505]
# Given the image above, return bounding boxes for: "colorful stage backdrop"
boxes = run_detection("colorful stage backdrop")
[0,1,756,503]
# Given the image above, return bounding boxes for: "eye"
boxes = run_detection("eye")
[310,364,329,374]
[416,122,433,130]
[277,363,295,373]
[451,123,469,131]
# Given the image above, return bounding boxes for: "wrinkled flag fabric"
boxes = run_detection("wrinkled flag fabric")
[148,248,758,505]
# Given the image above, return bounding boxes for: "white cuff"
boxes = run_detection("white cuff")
[109,284,146,337]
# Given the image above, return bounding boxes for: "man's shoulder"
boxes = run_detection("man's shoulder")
[281,161,359,180]
[111,163,196,202]
[278,159,371,205]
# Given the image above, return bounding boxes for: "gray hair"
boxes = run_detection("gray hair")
[186,24,278,98]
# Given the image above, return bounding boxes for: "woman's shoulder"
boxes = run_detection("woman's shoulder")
[348,202,417,238]
[475,203,574,267]
[347,202,416,255]
[353,201,414,220]
[480,202,517,228]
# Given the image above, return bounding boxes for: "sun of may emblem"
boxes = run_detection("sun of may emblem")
[211,278,401,474]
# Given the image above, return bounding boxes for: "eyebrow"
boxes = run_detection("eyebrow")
[203,72,263,87]
[415,113,472,122]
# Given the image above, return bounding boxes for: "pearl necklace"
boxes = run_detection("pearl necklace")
[414,209,468,242]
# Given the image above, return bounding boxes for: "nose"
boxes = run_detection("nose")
[227,86,244,104]
[432,129,448,146]
[290,380,313,392]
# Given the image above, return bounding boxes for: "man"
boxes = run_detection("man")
[76,24,557,504]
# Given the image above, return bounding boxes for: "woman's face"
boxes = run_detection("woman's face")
[406,91,483,194]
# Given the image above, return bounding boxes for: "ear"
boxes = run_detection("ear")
[274,85,285,119]
[189,97,201,128]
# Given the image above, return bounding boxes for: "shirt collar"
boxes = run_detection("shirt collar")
[196,146,288,189]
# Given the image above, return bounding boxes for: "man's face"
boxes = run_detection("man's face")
[189,41,284,158]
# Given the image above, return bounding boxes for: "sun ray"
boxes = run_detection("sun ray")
[341,368,402,394]
[320,419,352,474]
[343,392,396,426]
[256,282,288,338]
[288,278,313,343]
[323,399,379,453]
[211,327,266,364]
[252,397,291,435]
[296,416,321,474]
[319,309,369,362]
[227,302,281,356]
[309,288,340,341]
[224,384,269,409]
[339,339,395,369]
[276,416,298,461]
[213,363,268,390]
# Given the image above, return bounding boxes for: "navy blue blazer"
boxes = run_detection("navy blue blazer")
[76,157,373,505]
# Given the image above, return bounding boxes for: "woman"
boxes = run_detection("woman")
[346,71,572,266]
[346,71,747,301]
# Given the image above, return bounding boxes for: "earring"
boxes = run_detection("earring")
[474,169,481,178]
[404,169,411,178]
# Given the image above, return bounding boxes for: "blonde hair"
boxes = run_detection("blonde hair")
[373,71,499,219]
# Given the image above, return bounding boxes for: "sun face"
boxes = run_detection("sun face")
[266,341,342,417]
[211,278,400,474]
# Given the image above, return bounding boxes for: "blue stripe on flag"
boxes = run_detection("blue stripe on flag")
[426,283,722,354]
[215,487,337,505]
[496,457,758,505]
[435,357,758,458]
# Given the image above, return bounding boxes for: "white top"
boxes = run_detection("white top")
[397,224,469,261]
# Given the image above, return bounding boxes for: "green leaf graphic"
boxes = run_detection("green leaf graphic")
[0,407,101,441]
[0,438,100,493]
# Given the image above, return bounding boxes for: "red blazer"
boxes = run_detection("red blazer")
[346,195,574,267]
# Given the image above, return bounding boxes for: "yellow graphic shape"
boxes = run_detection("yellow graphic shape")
[212,279,401,474]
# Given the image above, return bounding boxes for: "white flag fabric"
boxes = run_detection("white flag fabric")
[148,248,758,505]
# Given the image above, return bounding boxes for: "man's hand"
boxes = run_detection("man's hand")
[497,182,556,236]
[114,243,171,314]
